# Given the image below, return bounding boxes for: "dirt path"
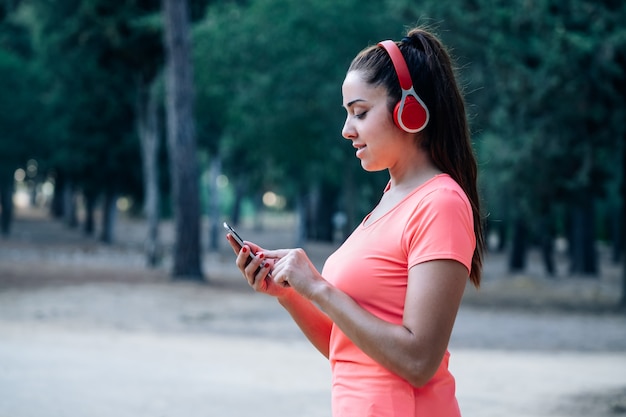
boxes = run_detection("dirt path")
[1,207,625,417]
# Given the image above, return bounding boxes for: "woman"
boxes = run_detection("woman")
[227,27,485,417]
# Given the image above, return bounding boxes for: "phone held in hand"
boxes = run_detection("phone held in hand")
[223,222,269,273]
[223,222,245,249]
[224,222,283,285]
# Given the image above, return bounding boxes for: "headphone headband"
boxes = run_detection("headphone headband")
[378,40,413,91]
[377,40,430,133]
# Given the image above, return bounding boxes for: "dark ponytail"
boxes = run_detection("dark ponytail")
[349,28,485,287]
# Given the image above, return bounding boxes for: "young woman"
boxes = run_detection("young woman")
[227,26,485,417]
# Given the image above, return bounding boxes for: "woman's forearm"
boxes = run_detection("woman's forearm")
[278,289,333,358]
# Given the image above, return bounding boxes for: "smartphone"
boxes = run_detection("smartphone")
[223,222,246,249]
[223,222,268,273]
[224,222,280,284]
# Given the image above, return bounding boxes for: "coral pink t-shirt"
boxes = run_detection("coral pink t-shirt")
[322,174,475,417]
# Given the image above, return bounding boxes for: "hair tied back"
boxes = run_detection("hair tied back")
[401,34,426,52]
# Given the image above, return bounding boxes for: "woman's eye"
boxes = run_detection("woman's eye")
[355,111,367,119]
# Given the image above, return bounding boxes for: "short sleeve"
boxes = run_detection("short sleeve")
[403,186,475,273]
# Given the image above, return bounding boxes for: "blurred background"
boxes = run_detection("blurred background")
[0,0,624,292]
[0,1,625,416]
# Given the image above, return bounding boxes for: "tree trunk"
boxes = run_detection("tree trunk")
[302,181,338,242]
[540,233,555,276]
[305,184,319,240]
[509,216,527,272]
[100,191,117,244]
[138,76,162,267]
[162,0,203,280]
[51,171,65,219]
[538,210,555,276]
[496,219,508,252]
[83,189,97,236]
[0,171,13,237]
[207,154,221,252]
[620,134,626,311]
[569,200,598,276]
[610,205,621,264]
[315,181,338,242]
[63,181,78,228]
[621,202,626,309]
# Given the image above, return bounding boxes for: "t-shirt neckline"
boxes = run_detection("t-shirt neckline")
[361,174,449,229]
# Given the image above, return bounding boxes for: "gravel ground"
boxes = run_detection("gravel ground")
[1,207,625,417]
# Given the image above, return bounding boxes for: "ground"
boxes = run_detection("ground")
[0,206,625,417]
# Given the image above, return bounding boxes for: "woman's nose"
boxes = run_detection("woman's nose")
[342,119,356,140]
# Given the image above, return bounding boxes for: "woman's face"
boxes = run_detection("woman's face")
[341,70,411,172]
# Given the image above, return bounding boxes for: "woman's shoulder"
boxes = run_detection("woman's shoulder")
[409,174,466,201]
[402,174,472,220]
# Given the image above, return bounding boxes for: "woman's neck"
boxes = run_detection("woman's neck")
[388,153,442,192]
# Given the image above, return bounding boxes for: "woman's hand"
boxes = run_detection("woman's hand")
[225,233,290,297]
[264,248,328,300]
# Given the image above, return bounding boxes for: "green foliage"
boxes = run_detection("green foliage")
[0,0,623,249]
[433,0,626,231]
[0,5,43,178]
[25,0,163,199]
[193,0,411,204]
[192,0,621,229]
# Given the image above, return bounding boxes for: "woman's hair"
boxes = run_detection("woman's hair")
[348,27,485,287]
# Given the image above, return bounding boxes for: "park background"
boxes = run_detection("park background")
[0,0,625,416]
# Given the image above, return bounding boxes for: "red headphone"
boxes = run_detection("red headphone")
[378,40,430,133]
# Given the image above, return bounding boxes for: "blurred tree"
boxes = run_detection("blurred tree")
[194,0,407,243]
[128,8,165,267]
[26,0,155,243]
[541,0,624,276]
[162,0,203,279]
[0,1,41,236]
[3,0,622,298]
[423,0,625,279]
[137,73,163,267]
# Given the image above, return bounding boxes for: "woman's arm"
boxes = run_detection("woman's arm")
[277,289,333,358]
[226,236,333,357]
[231,235,466,383]
[283,256,467,387]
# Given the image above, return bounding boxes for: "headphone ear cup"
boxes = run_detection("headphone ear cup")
[394,96,428,132]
